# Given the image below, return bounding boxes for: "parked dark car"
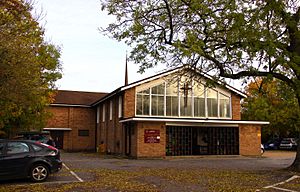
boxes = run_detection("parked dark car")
[14,131,50,144]
[263,139,281,150]
[0,140,62,182]
[279,138,298,150]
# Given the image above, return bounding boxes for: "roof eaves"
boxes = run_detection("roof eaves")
[50,103,91,108]
[91,87,122,106]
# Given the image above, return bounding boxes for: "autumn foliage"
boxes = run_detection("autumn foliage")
[0,0,62,137]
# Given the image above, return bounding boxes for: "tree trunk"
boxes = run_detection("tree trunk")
[290,139,300,171]
[289,95,300,171]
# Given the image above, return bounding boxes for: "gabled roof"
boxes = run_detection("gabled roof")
[92,66,247,106]
[52,90,108,107]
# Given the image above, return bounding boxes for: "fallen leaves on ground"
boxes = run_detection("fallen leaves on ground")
[0,167,287,192]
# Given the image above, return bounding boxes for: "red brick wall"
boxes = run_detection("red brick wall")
[47,106,96,151]
[232,94,241,120]
[136,122,166,158]
[239,124,261,156]
[98,94,124,155]
[124,88,135,118]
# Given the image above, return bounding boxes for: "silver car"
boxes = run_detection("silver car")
[279,138,297,150]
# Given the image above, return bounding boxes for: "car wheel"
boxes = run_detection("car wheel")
[30,164,49,182]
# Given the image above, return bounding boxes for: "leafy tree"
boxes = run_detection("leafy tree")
[0,0,62,137]
[242,78,300,142]
[101,0,300,170]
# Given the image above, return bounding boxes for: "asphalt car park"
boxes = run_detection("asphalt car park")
[0,151,299,192]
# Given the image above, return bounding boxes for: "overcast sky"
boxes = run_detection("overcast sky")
[34,0,159,93]
[33,0,242,93]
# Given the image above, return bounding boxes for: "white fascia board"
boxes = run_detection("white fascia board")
[50,104,91,108]
[119,117,269,125]
[43,128,72,131]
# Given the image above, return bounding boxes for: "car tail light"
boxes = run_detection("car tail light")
[48,150,58,156]
[36,142,59,156]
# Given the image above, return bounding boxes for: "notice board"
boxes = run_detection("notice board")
[144,129,160,143]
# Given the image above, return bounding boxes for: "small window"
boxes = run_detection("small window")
[102,104,106,122]
[31,144,43,152]
[78,130,89,137]
[7,142,30,154]
[118,96,122,118]
[97,106,100,123]
[0,143,4,155]
[110,101,113,120]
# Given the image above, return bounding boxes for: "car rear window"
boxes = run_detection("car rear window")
[31,143,43,152]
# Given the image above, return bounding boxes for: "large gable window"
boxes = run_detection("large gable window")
[135,79,232,119]
[136,89,150,115]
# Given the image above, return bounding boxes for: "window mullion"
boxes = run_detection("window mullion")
[164,82,166,116]
[204,87,207,118]
[217,91,220,118]
[149,88,152,116]
[191,80,194,117]
[177,80,180,117]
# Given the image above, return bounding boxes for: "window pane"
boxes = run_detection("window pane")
[219,94,230,118]
[152,83,165,94]
[194,83,205,97]
[194,82,205,117]
[138,89,150,94]
[207,98,218,117]
[151,95,164,116]
[180,96,192,116]
[143,95,150,115]
[136,87,150,116]
[136,95,143,115]
[7,142,29,154]
[207,89,218,117]
[194,97,205,117]
[166,96,178,116]
[32,144,42,152]
[166,83,178,95]
[136,94,150,115]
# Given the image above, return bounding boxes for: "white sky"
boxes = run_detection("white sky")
[34,0,158,93]
[33,0,242,93]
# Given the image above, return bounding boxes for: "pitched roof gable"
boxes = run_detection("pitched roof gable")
[92,66,247,106]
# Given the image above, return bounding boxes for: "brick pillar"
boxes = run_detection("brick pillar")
[232,94,241,120]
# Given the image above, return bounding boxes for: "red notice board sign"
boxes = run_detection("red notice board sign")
[144,129,160,143]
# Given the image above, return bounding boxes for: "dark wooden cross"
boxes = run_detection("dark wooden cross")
[181,83,192,107]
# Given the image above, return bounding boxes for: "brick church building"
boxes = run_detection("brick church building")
[45,66,268,157]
